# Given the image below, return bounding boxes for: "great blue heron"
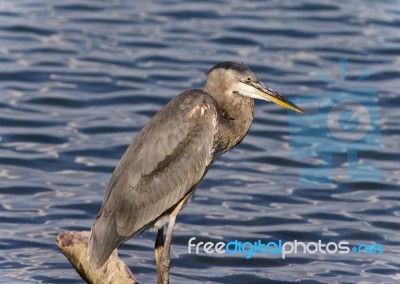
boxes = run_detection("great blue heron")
[87,61,303,283]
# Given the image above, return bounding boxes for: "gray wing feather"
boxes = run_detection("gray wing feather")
[88,90,218,269]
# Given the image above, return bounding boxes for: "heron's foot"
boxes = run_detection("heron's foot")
[159,254,170,284]
[155,227,166,284]
[155,246,164,283]
[156,251,170,284]
[156,198,186,284]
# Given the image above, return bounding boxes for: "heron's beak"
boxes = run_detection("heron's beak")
[253,84,303,114]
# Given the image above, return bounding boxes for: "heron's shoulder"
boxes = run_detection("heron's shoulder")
[170,89,219,116]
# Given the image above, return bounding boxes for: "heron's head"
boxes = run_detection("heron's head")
[205,61,303,113]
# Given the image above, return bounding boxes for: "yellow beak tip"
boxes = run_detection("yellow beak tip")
[286,102,304,114]
[254,87,303,114]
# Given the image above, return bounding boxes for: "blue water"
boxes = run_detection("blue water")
[1,0,399,283]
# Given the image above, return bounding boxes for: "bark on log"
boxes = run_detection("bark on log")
[56,231,137,284]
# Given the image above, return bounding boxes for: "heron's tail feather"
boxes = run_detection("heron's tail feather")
[87,210,123,270]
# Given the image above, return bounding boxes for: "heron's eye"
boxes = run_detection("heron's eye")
[244,77,252,83]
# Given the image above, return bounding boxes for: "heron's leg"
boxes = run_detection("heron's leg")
[155,227,164,284]
[159,197,188,284]
[158,213,176,284]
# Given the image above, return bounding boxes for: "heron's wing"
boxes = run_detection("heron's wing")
[88,90,219,269]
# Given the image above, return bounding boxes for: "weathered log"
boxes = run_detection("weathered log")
[56,231,137,284]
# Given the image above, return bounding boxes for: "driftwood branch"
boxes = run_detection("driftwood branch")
[56,231,137,284]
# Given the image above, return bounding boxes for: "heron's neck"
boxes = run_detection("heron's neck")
[221,96,254,149]
[204,85,254,151]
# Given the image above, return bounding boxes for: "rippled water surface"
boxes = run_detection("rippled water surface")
[1,1,400,283]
